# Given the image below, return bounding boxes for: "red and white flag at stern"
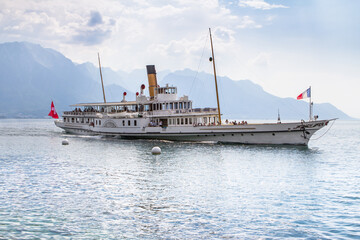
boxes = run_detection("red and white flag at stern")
[48,101,59,119]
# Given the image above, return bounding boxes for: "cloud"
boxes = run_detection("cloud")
[72,29,111,46]
[237,16,262,29]
[239,0,288,10]
[71,10,115,45]
[87,11,103,27]
[0,0,269,69]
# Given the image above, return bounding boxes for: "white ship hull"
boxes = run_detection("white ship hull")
[55,119,330,145]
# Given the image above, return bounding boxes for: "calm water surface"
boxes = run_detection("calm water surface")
[0,119,359,239]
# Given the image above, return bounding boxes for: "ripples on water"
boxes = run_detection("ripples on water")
[0,119,359,239]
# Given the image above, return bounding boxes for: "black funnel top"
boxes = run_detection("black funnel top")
[146,65,156,74]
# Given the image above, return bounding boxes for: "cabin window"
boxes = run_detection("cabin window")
[177,118,180,125]
[184,102,187,109]
[134,120,137,126]
[189,118,192,124]
[184,118,187,124]
[63,117,66,122]
[181,118,184,125]
[122,120,125,126]
[188,102,191,109]
[179,102,183,109]
[96,120,98,125]
[166,103,169,109]
[128,120,131,126]
[174,102,178,109]
[99,120,101,125]
[170,103,173,109]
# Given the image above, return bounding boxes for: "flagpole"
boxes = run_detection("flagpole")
[309,86,312,121]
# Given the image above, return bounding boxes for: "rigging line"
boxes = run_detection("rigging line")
[188,32,209,97]
[311,120,336,140]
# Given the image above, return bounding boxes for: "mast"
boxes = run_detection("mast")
[209,28,222,125]
[98,53,106,103]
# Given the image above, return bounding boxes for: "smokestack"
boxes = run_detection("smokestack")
[146,65,157,99]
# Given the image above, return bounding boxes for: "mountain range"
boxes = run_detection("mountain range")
[0,41,352,120]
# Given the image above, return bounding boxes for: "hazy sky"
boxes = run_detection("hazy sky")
[1,0,359,118]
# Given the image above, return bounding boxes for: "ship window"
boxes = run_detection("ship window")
[185,118,188,124]
[134,120,137,126]
[128,120,131,126]
[177,118,180,125]
[122,120,125,126]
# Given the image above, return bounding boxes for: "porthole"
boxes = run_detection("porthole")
[272,133,275,136]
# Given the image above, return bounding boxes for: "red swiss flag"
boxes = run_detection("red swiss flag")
[48,101,59,119]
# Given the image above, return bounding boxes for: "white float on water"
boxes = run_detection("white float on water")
[151,146,161,155]
[62,139,69,145]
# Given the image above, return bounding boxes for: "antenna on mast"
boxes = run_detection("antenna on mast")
[98,52,106,103]
[209,28,222,125]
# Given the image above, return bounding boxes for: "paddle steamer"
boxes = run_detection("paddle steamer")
[54,29,333,145]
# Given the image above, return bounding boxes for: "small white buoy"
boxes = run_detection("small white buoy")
[151,146,161,155]
[62,139,69,145]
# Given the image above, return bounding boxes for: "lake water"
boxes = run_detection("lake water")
[0,119,359,239]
